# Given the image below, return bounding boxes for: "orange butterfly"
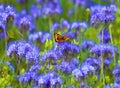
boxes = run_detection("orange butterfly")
[54,33,70,43]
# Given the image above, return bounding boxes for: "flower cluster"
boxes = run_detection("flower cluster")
[90,4,117,27]
[7,40,40,63]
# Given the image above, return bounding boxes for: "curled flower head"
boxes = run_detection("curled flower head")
[14,10,35,33]
[80,63,95,75]
[83,57,101,71]
[113,67,120,81]
[29,32,51,43]
[61,19,70,30]
[41,50,58,65]
[90,44,116,58]
[5,5,16,22]
[90,4,117,27]
[51,22,60,32]
[55,42,80,60]
[7,40,40,63]
[30,5,42,19]
[72,68,84,80]
[71,22,87,32]
[81,40,95,51]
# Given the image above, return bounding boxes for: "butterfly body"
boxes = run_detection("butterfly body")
[54,33,70,43]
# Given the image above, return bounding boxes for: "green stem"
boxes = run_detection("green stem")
[109,25,116,67]
[100,56,105,87]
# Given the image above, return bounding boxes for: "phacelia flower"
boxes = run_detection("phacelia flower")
[5,5,16,22]
[83,57,101,71]
[80,63,95,75]
[7,40,40,63]
[29,32,51,43]
[90,4,117,27]
[81,40,95,51]
[61,19,70,30]
[59,59,79,73]
[99,28,110,43]
[113,67,120,81]
[51,22,60,32]
[90,44,116,58]
[72,68,84,80]
[41,50,58,62]
[14,10,35,33]
[55,42,80,60]
[71,0,94,8]
[30,5,42,19]
[71,22,87,31]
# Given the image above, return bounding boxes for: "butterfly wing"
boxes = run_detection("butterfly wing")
[54,33,70,43]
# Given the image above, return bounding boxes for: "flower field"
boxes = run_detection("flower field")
[0,0,120,88]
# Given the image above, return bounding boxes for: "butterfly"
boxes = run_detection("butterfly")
[54,33,70,43]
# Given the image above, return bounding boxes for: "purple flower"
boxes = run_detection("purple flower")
[41,50,58,63]
[0,20,6,37]
[16,0,27,3]
[7,40,40,63]
[90,4,117,27]
[79,82,92,88]
[80,64,95,75]
[99,28,110,43]
[29,63,41,72]
[14,10,35,32]
[42,2,62,15]
[104,84,112,88]
[72,68,84,80]
[37,72,62,87]
[114,81,120,88]
[58,42,80,55]
[51,22,60,31]
[5,5,16,21]
[113,67,120,81]
[0,5,16,22]
[83,57,101,71]
[71,22,87,31]
[90,44,116,58]
[81,40,95,51]
[29,32,51,43]
[71,0,94,8]
[30,5,42,19]
[61,19,70,30]
[59,59,79,73]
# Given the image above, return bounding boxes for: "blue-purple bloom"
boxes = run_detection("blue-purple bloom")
[83,57,101,71]
[51,22,60,31]
[72,68,84,80]
[81,40,95,51]
[61,19,70,30]
[0,5,16,22]
[104,84,112,88]
[29,32,51,43]
[41,50,58,62]
[113,67,120,81]
[80,63,95,75]
[99,28,110,43]
[90,4,117,27]
[90,44,116,58]
[59,61,77,73]
[30,5,42,19]
[71,0,94,8]
[71,22,87,31]
[14,10,35,32]
[7,40,40,63]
